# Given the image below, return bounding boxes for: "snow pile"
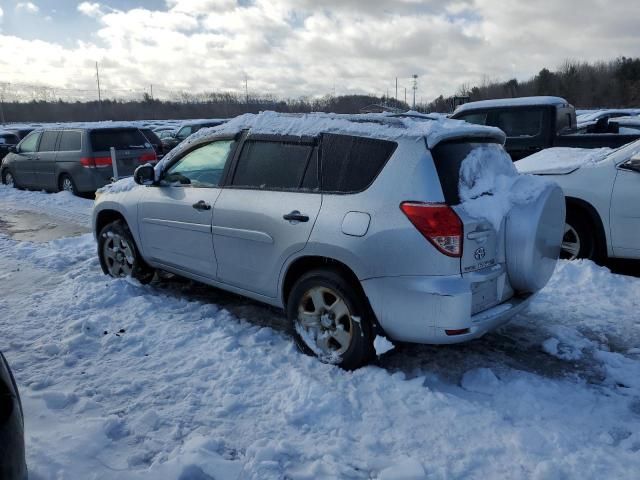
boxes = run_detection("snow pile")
[154,111,506,177]
[516,147,612,175]
[374,335,395,356]
[458,144,553,230]
[97,176,138,194]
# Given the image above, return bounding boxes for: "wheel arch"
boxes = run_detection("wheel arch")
[565,196,608,257]
[94,208,128,238]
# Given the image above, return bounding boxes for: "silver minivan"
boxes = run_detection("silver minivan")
[92,113,565,369]
[1,126,157,195]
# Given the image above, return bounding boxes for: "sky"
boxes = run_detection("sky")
[0,0,639,102]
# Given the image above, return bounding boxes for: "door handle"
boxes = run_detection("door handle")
[192,200,211,211]
[283,210,309,222]
[467,229,492,240]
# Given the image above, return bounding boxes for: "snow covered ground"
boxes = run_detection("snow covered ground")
[1,185,639,479]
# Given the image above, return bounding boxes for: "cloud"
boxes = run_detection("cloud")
[0,7,4,23]
[1,0,639,102]
[77,2,103,18]
[15,2,40,14]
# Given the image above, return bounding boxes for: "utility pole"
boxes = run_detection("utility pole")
[404,87,407,105]
[95,62,103,119]
[244,74,249,105]
[412,74,418,110]
[395,77,398,105]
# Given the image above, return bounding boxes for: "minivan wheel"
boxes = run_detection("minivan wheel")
[561,211,597,261]
[98,220,155,284]
[287,269,374,370]
[2,170,15,187]
[59,174,77,195]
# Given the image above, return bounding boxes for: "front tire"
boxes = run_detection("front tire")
[561,211,599,261]
[98,220,155,284]
[287,268,375,370]
[2,169,16,187]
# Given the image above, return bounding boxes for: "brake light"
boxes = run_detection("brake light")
[80,156,112,168]
[400,202,463,257]
[139,152,157,163]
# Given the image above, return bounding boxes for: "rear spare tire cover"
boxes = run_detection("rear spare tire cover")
[505,183,565,292]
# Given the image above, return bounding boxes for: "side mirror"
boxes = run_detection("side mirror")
[133,164,156,185]
[621,154,640,173]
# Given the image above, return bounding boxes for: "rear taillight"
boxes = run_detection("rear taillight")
[80,156,112,168]
[400,202,463,257]
[139,152,157,164]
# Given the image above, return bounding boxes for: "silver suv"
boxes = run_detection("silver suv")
[93,112,565,369]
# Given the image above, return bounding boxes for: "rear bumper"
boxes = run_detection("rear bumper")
[361,272,535,344]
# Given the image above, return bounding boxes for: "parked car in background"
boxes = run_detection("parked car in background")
[161,119,227,152]
[139,128,164,159]
[0,351,27,480]
[517,140,640,261]
[451,96,640,160]
[93,112,564,369]
[5,127,35,141]
[1,126,156,195]
[0,131,20,161]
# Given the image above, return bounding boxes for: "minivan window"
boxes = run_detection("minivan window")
[231,140,314,190]
[38,130,59,152]
[320,134,397,193]
[164,140,235,187]
[90,129,148,151]
[58,131,82,151]
[494,109,543,137]
[18,131,41,153]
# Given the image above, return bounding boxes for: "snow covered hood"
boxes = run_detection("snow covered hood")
[155,111,506,173]
[515,147,612,175]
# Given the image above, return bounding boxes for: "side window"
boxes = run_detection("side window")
[493,109,543,137]
[18,131,41,153]
[320,134,397,193]
[231,141,314,190]
[177,126,192,140]
[38,131,59,152]
[58,131,82,151]
[164,140,235,187]
[457,112,487,125]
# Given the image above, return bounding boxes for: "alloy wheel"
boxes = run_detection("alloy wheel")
[4,172,14,187]
[102,232,135,277]
[295,286,354,358]
[561,223,581,260]
[62,177,74,193]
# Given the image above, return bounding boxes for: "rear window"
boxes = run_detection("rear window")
[430,140,503,205]
[38,130,59,152]
[59,131,82,151]
[320,134,396,193]
[494,109,543,137]
[90,129,148,151]
[456,112,488,125]
[231,140,315,190]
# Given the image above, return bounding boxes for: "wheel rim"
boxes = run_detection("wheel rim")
[4,172,14,187]
[62,177,74,193]
[102,232,135,277]
[561,223,581,260]
[296,286,354,359]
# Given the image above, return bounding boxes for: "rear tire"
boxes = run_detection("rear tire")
[98,220,155,284]
[287,268,375,370]
[562,210,600,261]
[59,174,77,195]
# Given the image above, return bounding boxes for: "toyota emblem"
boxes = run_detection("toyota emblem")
[474,247,486,260]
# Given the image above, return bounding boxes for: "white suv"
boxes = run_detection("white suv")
[93,112,565,369]
[516,140,640,261]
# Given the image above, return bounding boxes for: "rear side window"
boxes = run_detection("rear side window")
[320,134,397,193]
[493,109,543,137]
[90,129,148,151]
[231,140,314,190]
[58,131,82,151]
[38,131,59,152]
[456,112,488,125]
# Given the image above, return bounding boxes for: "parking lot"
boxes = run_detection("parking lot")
[1,185,639,479]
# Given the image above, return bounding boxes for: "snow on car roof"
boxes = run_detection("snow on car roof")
[454,96,570,114]
[154,110,506,174]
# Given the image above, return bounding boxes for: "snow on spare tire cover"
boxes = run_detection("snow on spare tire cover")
[458,144,565,293]
[505,183,565,292]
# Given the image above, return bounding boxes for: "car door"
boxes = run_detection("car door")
[12,131,41,186]
[137,139,238,279]
[33,130,60,190]
[610,152,640,257]
[212,137,321,297]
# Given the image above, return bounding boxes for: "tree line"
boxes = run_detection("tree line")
[2,57,639,123]
[427,57,640,112]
